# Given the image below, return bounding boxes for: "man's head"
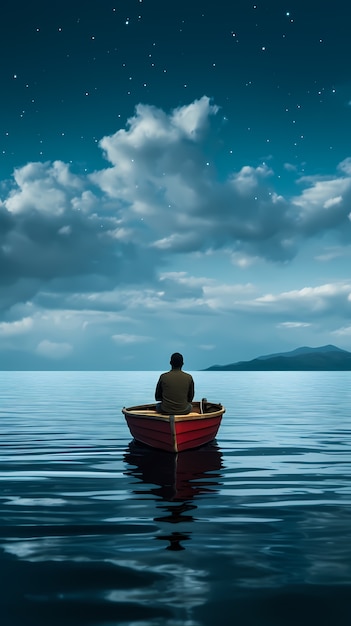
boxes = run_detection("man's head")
[170,352,184,369]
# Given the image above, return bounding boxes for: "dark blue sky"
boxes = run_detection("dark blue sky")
[2,1,350,180]
[1,0,351,370]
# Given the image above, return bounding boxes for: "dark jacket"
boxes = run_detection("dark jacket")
[155,368,194,414]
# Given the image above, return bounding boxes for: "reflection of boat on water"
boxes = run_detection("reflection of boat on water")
[124,440,223,551]
[122,400,225,452]
[123,439,223,502]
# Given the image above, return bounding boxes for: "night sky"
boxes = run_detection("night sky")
[1,0,351,370]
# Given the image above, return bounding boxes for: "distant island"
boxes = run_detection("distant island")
[203,345,351,371]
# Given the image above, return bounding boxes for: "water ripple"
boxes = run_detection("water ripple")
[1,371,351,626]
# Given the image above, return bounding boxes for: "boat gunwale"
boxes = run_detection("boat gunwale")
[122,402,225,423]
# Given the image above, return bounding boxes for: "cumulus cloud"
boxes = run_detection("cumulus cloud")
[2,95,351,321]
[0,160,157,311]
[0,316,33,336]
[91,98,351,264]
[93,104,297,262]
[293,161,351,236]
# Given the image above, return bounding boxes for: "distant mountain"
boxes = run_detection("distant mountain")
[204,345,351,371]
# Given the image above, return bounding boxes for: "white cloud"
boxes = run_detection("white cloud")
[2,266,351,369]
[230,251,260,267]
[324,196,342,209]
[112,333,152,344]
[6,161,83,216]
[293,171,351,235]
[230,163,273,195]
[338,158,351,175]
[277,321,312,328]
[97,96,218,167]
[36,340,73,359]
[284,163,298,172]
[171,96,219,137]
[0,317,33,336]
[2,95,351,323]
[160,271,214,288]
[254,282,351,316]
[333,325,351,336]
[314,246,351,262]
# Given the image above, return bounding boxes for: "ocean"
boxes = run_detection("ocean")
[1,370,351,626]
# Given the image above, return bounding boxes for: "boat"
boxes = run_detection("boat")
[122,399,225,453]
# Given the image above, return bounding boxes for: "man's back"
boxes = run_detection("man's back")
[155,368,194,415]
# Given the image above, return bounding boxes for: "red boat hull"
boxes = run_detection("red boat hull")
[122,401,225,453]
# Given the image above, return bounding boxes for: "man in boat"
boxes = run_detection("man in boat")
[155,352,194,415]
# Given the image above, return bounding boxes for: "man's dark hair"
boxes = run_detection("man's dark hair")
[170,352,184,368]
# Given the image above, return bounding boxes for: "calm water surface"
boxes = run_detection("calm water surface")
[1,371,351,626]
